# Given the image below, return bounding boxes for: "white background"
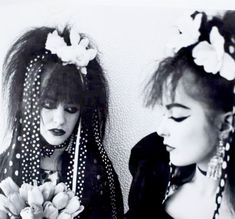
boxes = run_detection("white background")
[0,0,234,212]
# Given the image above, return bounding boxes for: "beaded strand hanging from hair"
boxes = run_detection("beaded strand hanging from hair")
[212,141,231,219]
[212,97,235,219]
[162,162,177,204]
[210,35,235,218]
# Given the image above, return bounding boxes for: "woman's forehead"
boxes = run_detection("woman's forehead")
[161,78,195,107]
[159,75,173,102]
[161,70,198,104]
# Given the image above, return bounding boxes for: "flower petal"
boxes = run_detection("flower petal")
[20,207,34,219]
[19,183,33,202]
[79,38,89,48]
[70,28,81,46]
[45,30,67,54]
[0,210,7,219]
[0,194,11,213]
[166,13,202,56]
[28,185,44,206]
[39,182,55,201]
[210,26,225,60]
[192,13,202,32]
[80,67,87,75]
[0,177,19,197]
[43,201,59,219]
[8,193,26,215]
[87,49,97,60]
[57,212,72,219]
[220,53,235,80]
[71,205,84,218]
[192,41,221,74]
[45,29,97,69]
[65,196,81,214]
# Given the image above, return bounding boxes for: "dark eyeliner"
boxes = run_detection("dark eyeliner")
[65,106,78,114]
[170,116,189,122]
[41,100,57,109]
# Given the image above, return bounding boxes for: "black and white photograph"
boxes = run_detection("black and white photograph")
[0,0,235,218]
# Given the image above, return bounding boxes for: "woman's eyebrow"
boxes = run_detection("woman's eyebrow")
[166,103,190,110]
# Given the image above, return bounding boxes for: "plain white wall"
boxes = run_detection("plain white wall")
[0,0,234,212]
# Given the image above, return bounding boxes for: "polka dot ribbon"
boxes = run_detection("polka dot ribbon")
[2,52,120,219]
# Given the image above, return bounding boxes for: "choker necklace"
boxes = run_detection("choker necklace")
[197,166,207,176]
[40,136,70,158]
[41,143,67,157]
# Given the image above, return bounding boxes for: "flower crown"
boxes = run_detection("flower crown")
[45,29,97,75]
[167,12,235,81]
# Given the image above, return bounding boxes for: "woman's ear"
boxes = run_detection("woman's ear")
[219,112,235,139]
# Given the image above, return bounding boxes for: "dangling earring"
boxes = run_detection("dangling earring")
[162,162,177,204]
[207,138,225,180]
[212,141,231,219]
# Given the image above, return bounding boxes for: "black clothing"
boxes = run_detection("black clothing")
[125,132,173,219]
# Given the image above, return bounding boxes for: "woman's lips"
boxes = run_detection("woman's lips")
[165,145,175,152]
[49,129,66,136]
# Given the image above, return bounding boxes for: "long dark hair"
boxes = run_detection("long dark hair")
[2,26,109,139]
[145,11,235,214]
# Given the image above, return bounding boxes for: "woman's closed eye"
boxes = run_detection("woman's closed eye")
[65,106,79,114]
[41,100,57,109]
[169,115,190,122]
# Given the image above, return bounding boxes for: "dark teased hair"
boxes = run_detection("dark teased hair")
[2,26,108,138]
[145,11,235,214]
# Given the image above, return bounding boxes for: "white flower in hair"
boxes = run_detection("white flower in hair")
[45,29,97,75]
[166,13,202,56]
[192,26,235,80]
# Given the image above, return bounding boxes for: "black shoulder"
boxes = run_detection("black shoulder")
[129,132,168,175]
[126,133,170,219]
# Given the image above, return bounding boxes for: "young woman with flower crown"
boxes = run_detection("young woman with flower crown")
[126,11,235,219]
[0,26,123,219]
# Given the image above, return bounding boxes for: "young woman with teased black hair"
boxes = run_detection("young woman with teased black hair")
[0,26,123,219]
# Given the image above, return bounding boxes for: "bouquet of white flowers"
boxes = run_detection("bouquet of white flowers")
[0,177,84,219]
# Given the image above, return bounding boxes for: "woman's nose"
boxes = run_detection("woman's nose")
[156,116,170,138]
[53,105,65,126]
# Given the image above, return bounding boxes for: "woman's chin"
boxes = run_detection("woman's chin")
[170,155,194,167]
[44,137,67,146]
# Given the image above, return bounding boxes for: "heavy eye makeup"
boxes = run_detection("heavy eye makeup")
[169,115,190,122]
[168,109,190,123]
[165,103,191,123]
[41,99,79,114]
[64,105,79,114]
[40,99,57,109]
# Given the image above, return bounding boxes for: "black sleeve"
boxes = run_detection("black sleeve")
[125,133,170,219]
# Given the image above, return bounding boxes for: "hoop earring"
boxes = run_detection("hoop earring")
[207,138,225,180]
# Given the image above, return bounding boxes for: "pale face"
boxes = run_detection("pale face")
[156,77,222,169]
[40,100,80,145]
[39,67,80,145]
